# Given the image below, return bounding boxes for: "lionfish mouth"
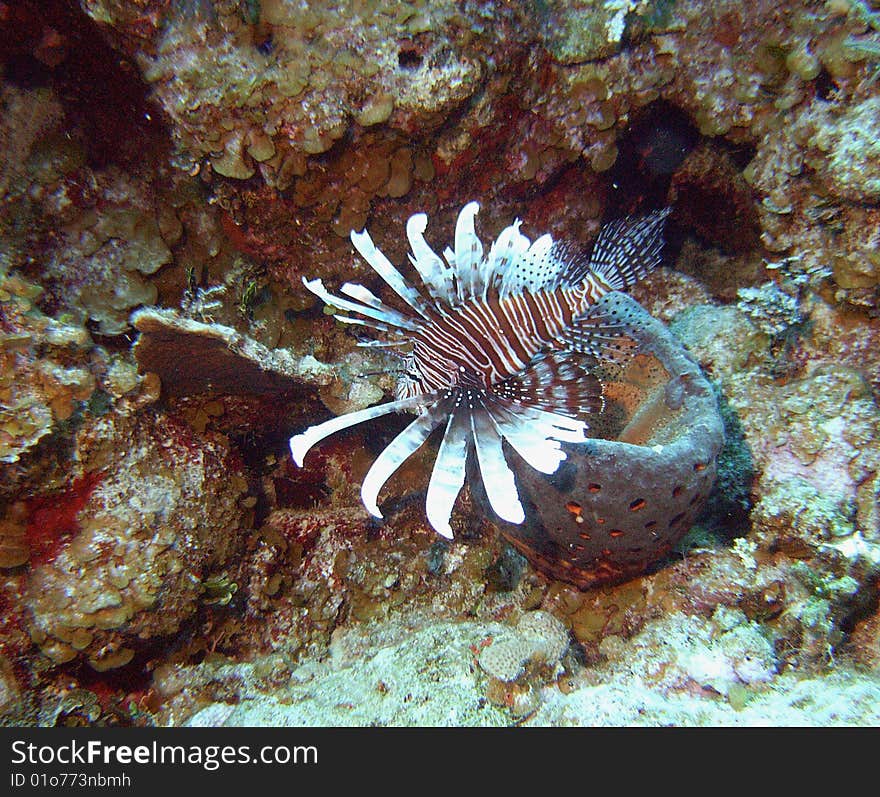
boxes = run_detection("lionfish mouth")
[290,202,671,538]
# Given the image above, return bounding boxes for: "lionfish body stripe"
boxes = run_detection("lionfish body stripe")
[407,278,610,391]
[290,201,671,537]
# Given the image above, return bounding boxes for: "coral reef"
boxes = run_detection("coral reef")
[0,0,879,728]
[131,305,393,419]
[23,410,248,671]
[0,269,94,467]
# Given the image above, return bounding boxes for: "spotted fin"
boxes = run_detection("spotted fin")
[490,207,672,300]
[585,208,672,291]
[558,292,645,367]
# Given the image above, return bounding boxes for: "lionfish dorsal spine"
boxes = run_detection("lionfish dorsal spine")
[350,228,431,319]
[453,201,486,299]
[302,277,418,332]
[406,214,456,305]
[488,219,529,300]
[496,233,558,299]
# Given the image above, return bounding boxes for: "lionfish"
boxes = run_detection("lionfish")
[290,202,671,538]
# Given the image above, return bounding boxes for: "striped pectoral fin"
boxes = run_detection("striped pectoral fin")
[425,404,471,538]
[470,401,526,525]
[489,402,566,474]
[360,397,448,517]
[487,398,586,474]
[561,298,641,367]
[289,394,432,467]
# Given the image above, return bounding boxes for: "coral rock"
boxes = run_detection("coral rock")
[22,411,247,669]
[478,610,570,683]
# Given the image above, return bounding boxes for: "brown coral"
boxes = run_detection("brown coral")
[22,411,248,670]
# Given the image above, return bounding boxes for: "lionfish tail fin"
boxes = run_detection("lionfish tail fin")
[587,207,672,291]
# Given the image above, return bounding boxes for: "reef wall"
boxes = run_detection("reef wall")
[0,0,878,725]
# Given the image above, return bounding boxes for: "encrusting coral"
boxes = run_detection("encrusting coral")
[22,410,248,671]
[0,268,94,467]
[478,610,570,683]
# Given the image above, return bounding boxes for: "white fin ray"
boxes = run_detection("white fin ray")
[425,404,471,538]
[470,400,526,524]
[485,401,568,474]
[350,228,431,319]
[489,219,531,299]
[361,396,449,517]
[453,201,485,300]
[491,391,588,440]
[289,393,432,467]
[333,315,409,338]
[354,337,410,347]
[486,396,588,473]
[303,277,419,331]
[339,282,398,311]
[406,213,456,305]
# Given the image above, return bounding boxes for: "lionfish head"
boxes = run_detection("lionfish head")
[290,202,670,537]
[393,351,427,402]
